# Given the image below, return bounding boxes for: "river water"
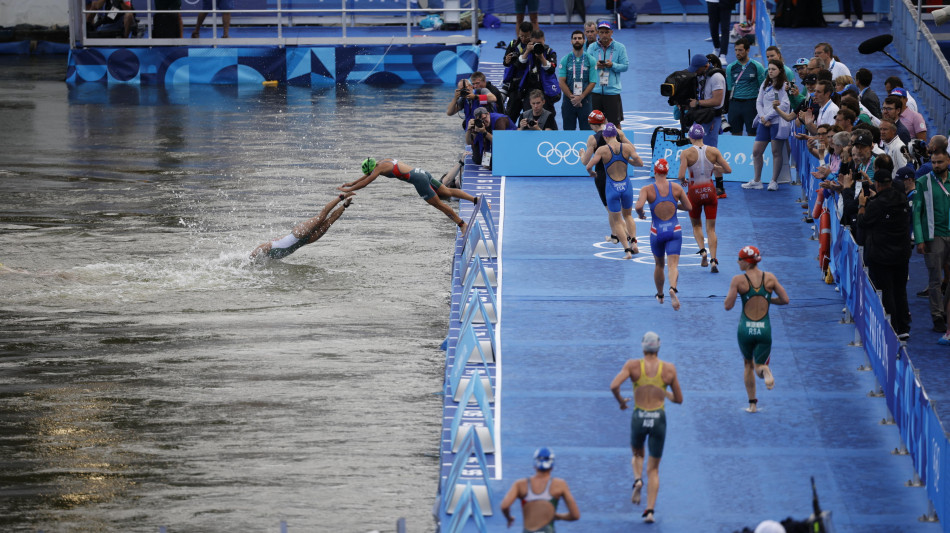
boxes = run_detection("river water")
[0,56,467,532]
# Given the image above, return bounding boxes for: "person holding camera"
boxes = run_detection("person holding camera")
[519,90,558,130]
[557,30,598,130]
[466,107,516,167]
[587,21,628,127]
[512,30,558,116]
[857,163,911,341]
[447,74,499,131]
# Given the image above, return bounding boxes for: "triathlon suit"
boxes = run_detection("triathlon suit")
[592,132,609,206]
[521,477,559,533]
[604,142,633,212]
[266,233,307,260]
[631,359,668,458]
[737,272,773,365]
[383,159,443,201]
[686,145,718,220]
[648,183,683,257]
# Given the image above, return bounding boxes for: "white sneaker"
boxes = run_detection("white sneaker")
[839,19,852,27]
[719,54,727,64]
[768,181,779,191]
[855,19,865,28]
[742,180,763,190]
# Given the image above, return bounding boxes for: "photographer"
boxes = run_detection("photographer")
[857,165,911,340]
[519,90,558,130]
[466,107,516,167]
[511,30,558,116]
[447,74,499,130]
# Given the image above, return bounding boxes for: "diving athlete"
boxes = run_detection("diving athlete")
[250,192,354,260]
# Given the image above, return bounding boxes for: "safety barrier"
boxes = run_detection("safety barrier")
[891,0,950,139]
[790,129,950,528]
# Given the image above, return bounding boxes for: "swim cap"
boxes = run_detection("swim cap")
[588,110,606,125]
[641,331,661,353]
[361,158,377,175]
[688,123,705,140]
[754,520,786,533]
[739,245,761,264]
[603,123,618,137]
[533,447,555,471]
[654,158,669,175]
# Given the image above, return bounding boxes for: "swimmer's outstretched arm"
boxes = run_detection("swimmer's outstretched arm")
[339,165,385,193]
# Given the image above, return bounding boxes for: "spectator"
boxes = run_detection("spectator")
[852,130,877,182]
[798,80,838,135]
[885,76,920,113]
[509,30,558,118]
[766,46,800,105]
[500,448,581,531]
[839,0,865,27]
[447,77,498,130]
[726,37,766,136]
[854,122,885,155]
[742,59,791,191]
[833,75,854,94]
[854,68,882,119]
[915,135,948,178]
[519,89,558,130]
[86,0,137,38]
[834,108,856,132]
[192,0,231,38]
[465,107,515,167]
[881,95,914,143]
[557,30,597,130]
[880,120,908,169]
[706,0,737,62]
[584,21,597,52]
[889,88,928,141]
[814,42,850,79]
[913,149,950,335]
[587,21,628,127]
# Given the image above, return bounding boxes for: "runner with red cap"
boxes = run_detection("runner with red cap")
[635,158,692,310]
[580,110,636,247]
[677,123,732,273]
[724,246,790,412]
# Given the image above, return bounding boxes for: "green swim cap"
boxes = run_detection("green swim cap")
[361,158,377,175]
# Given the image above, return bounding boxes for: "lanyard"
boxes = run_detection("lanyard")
[934,175,950,197]
[819,100,832,120]
[600,45,613,64]
[571,54,586,82]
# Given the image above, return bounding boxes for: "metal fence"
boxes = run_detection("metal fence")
[892,0,950,136]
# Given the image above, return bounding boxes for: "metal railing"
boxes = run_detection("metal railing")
[70,0,479,48]
[892,0,950,136]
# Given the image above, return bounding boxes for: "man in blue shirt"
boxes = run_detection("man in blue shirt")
[587,21,628,127]
[558,30,598,130]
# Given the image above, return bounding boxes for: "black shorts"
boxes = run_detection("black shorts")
[592,93,624,126]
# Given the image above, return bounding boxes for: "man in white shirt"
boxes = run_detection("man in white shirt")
[880,120,908,169]
[814,42,850,79]
[799,80,838,135]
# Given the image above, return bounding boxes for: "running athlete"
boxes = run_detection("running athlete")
[500,447,581,532]
[250,192,355,260]
[724,245,790,412]
[635,159,692,311]
[610,331,684,524]
[585,122,644,258]
[339,158,483,232]
[579,110,638,246]
[678,123,732,273]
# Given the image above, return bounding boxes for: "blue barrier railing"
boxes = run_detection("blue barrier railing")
[791,126,950,528]
[891,0,950,138]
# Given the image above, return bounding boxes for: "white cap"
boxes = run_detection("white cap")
[754,520,786,533]
[641,331,660,353]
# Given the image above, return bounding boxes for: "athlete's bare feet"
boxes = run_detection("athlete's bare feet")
[763,366,775,390]
[624,247,634,260]
[669,287,680,311]
[745,399,758,413]
[631,478,643,504]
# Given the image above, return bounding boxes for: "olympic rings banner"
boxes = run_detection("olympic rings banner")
[491,131,591,177]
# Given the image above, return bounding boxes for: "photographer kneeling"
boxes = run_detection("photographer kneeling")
[466,107,516,167]
[519,89,559,130]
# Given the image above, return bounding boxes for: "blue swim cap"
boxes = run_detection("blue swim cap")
[361,158,377,175]
[603,123,618,137]
[534,447,555,471]
[688,123,705,140]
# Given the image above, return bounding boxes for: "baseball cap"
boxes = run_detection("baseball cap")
[853,131,873,147]
[641,331,661,353]
[688,123,705,140]
[597,21,611,29]
[588,109,606,125]
[688,53,708,73]
[895,165,915,182]
[533,447,555,471]
[654,158,669,174]
[739,245,761,264]
[603,123,618,137]
[803,74,818,85]
[890,87,908,98]
[794,57,809,67]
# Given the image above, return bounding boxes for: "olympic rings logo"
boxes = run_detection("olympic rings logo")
[537,141,587,165]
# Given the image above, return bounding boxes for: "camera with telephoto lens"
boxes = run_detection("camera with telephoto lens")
[459,87,470,97]
[532,43,545,55]
[474,118,484,128]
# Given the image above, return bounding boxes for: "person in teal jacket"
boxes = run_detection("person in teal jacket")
[586,21,628,127]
